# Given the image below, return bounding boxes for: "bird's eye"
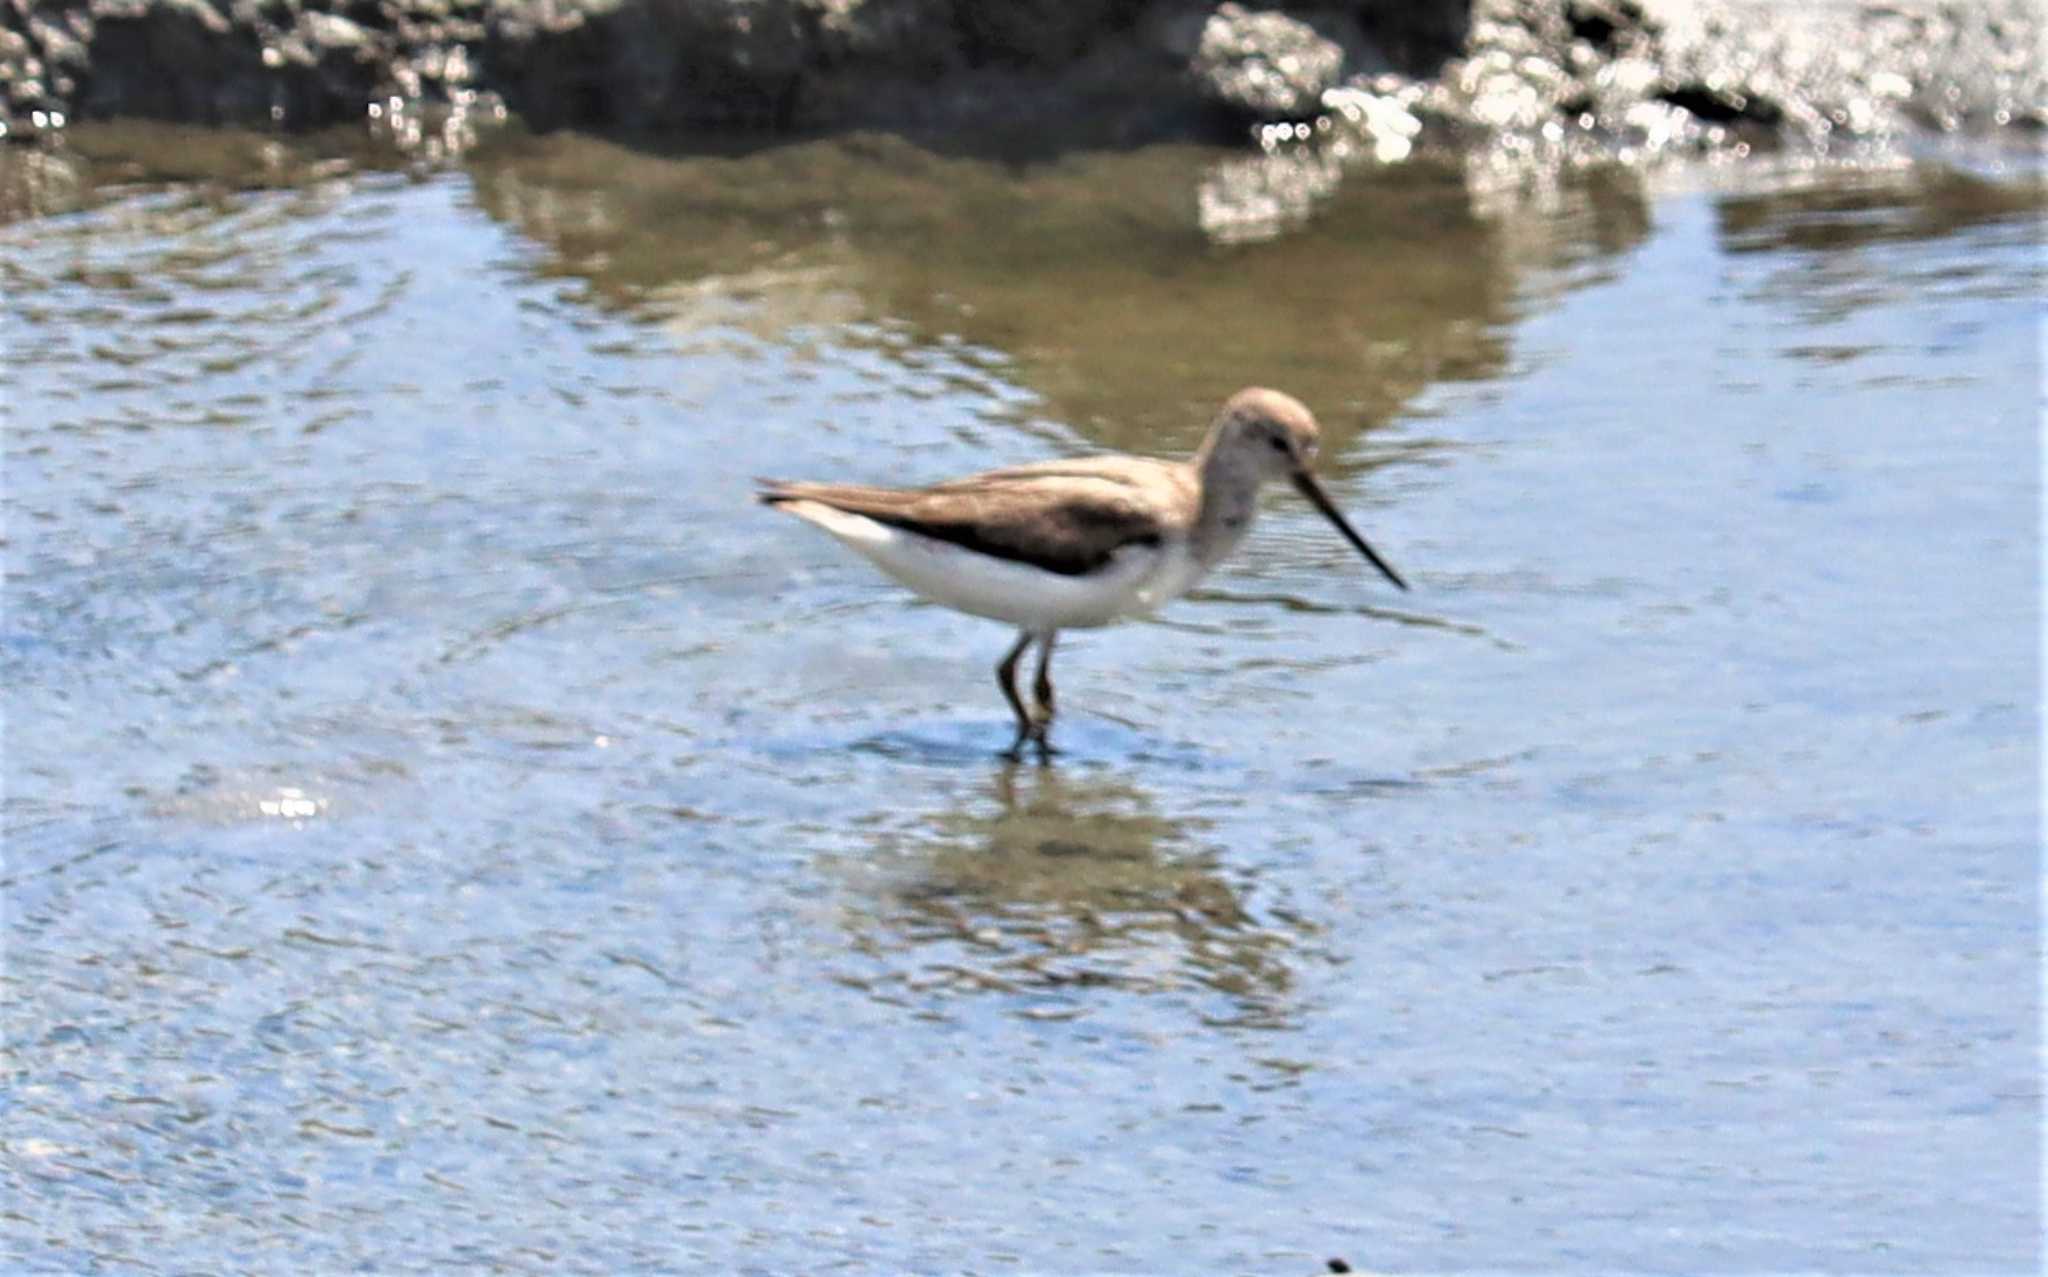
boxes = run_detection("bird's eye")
[1269,435,1289,452]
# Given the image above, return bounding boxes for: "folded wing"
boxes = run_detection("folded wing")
[758,465,1169,577]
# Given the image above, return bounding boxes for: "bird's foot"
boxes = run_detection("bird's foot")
[1001,718,1059,763]
[1002,723,1034,762]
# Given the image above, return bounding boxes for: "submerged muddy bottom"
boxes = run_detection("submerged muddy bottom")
[3,127,2039,1272]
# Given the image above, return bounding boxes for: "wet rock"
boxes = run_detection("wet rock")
[1190,3,1346,122]
[300,10,369,53]
[483,0,812,131]
[1320,0,2044,166]
[1321,83,1424,160]
[808,0,961,71]
[0,0,2039,159]
[0,0,1456,140]
[0,0,488,140]
[482,0,1170,135]
[1639,1,2038,146]
[76,0,251,125]
[956,0,1141,67]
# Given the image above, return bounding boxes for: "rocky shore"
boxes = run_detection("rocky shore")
[2,0,2041,158]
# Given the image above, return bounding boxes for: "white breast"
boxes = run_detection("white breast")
[1124,539,1207,615]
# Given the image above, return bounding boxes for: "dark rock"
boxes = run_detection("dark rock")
[484,0,1198,138]
[0,0,2039,159]
[955,0,1142,67]
[1659,81,1777,127]
[1564,0,1638,50]
[484,0,811,131]
[76,0,255,125]
[78,0,396,126]
[1366,0,1472,69]
[2,0,508,138]
[807,0,961,74]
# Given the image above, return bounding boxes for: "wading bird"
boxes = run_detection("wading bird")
[759,387,1407,755]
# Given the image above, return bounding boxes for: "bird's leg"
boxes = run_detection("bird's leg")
[996,630,1034,757]
[1030,632,1059,751]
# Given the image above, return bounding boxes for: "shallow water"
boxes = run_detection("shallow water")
[3,125,2041,1272]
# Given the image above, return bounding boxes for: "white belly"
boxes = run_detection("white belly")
[776,500,1204,632]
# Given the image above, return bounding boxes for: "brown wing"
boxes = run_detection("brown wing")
[758,465,1170,577]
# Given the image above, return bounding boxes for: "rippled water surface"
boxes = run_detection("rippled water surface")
[3,125,2041,1272]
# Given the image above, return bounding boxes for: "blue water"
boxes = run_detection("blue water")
[3,131,2039,1272]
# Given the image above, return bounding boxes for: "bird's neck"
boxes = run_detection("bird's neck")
[1189,447,1263,567]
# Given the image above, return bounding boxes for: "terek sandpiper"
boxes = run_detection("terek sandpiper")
[759,387,1407,755]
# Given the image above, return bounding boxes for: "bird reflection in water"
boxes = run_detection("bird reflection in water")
[836,763,1310,1028]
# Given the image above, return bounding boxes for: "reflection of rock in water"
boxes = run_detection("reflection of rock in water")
[1714,164,2047,258]
[1708,164,2048,326]
[13,124,1625,459]
[836,764,1308,1027]
[1197,147,1345,246]
[459,130,1646,451]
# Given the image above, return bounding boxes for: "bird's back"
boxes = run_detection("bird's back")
[759,453,1196,578]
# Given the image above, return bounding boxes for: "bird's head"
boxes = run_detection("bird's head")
[1205,386,1408,591]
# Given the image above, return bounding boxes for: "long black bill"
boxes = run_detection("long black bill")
[1292,471,1409,591]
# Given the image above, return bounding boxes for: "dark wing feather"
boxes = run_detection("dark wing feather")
[758,469,1167,576]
